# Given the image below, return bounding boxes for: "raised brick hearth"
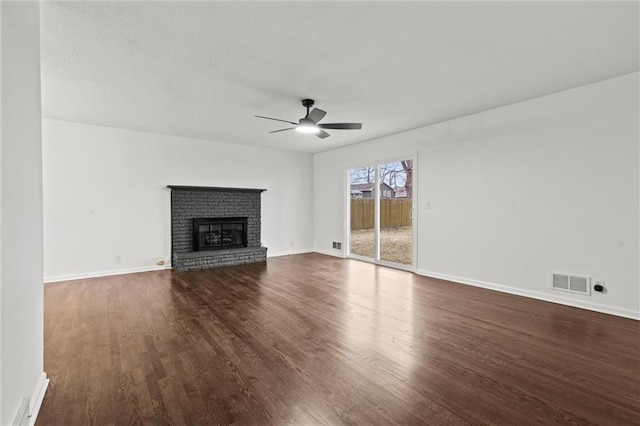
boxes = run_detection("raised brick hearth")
[168,186,267,271]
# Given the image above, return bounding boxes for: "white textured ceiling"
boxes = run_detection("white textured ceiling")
[40,1,639,153]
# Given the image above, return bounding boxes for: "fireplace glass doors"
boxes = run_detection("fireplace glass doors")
[193,217,248,251]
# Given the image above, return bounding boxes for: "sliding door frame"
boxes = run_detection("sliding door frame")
[345,153,418,272]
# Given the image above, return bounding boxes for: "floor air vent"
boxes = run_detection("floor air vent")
[551,272,591,295]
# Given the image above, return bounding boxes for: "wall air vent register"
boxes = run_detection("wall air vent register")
[551,272,591,295]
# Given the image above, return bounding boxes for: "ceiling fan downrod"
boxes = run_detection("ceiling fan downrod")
[301,99,315,117]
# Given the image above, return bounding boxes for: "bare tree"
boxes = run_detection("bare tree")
[350,161,412,198]
[350,166,375,184]
[401,160,413,199]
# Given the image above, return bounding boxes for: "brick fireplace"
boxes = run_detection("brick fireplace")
[167,186,267,271]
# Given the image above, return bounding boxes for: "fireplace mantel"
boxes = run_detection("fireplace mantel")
[167,185,266,193]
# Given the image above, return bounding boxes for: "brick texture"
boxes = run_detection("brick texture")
[169,188,266,271]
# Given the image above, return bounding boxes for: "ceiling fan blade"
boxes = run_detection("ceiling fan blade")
[307,108,327,123]
[318,123,362,130]
[269,127,296,134]
[316,130,330,139]
[255,115,298,125]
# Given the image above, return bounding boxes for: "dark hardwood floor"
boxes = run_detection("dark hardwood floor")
[38,253,639,425]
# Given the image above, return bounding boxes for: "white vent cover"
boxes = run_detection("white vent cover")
[551,272,591,295]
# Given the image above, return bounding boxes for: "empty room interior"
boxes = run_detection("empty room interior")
[1,1,639,425]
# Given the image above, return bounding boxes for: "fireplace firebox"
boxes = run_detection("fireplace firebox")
[193,217,248,251]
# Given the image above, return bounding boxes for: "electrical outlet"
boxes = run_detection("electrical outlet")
[593,280,606,293]
[115,255,121,263]
[336,242,342,249]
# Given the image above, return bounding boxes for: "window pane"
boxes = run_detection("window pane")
[379,160,412,265]
[349,167,375,259]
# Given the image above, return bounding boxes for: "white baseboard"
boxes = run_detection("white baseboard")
[44,264,172,283]
[44,252,321,282]
[313,249,345,258]
[12,398,29,426]
[28,372,49,426]
[267,249,313,258]
[416,269,639,320]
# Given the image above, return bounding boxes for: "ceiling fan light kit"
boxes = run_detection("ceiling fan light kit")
[255,99,362,139]
[296,117,320,134]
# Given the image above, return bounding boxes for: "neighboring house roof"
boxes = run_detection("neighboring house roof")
[350,183,394,192]
[350,183,376,192]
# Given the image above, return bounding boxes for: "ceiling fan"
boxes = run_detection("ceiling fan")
[255,99,362,139]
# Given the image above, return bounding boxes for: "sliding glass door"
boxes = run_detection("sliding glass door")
[348,158,414,269]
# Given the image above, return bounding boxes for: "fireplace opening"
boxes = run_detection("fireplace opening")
[193,217,248,251]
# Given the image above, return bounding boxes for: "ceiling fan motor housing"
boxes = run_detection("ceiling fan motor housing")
[299,117,315,126]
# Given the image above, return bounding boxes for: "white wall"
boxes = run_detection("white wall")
[1,2,47,424]
[43,120,314,281]
[314,73,639,319]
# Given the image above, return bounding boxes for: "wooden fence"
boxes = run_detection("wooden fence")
[350,199,413,230]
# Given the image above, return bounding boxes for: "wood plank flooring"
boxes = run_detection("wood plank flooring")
[38,253,640,425]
